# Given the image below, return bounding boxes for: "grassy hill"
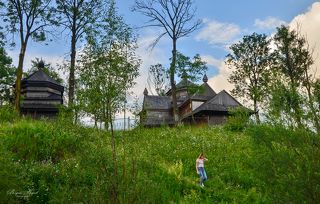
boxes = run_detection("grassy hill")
[0,107,319,203]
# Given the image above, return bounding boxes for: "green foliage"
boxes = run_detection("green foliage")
[1,0,55,43]
[175,52,208,83]
[1,110,319,203]
[0,17,4,46]
[0,117,106,203]
[273,26,312,86]
[55,0,104,106]
[225,107,251,131]
[314,79,320,108]
[55,0,102,39]
[246,124,320,203]
[25,58,64,84]
[268,26,315,129]
[0,105,19,123]
[0,47,15,105]
[78,1,140,125]
[226,32,273,123]
[2,121,80,163]
[147,63,169,96]
[1,0,57,111]
[148,52,207,96]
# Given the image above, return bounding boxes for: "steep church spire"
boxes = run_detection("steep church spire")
[143,88,148,96]
[203,74,208,83]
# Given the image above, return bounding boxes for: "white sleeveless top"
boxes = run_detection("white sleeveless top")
[196,158,204,167]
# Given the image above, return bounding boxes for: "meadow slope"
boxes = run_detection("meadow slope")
[0,115,319,203]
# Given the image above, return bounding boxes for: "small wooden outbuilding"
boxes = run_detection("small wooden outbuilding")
[20,61,64,118]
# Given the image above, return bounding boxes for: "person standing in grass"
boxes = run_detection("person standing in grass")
[196,153,208,187]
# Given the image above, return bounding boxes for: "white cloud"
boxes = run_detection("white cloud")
[289,2,320,78]
[196,19,241,45]
[202,2,320,102]
[130,28,169,98]
[7,49,66,71]
[254,17,287,30]
[7,49,68,83]
[201,55,234,92]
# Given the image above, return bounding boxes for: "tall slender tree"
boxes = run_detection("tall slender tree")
[270,25,319,132]
[79,1,140,201]
[272,26,310,128]
[133,0,201,124]
[55,0,103,107]
[0,0,56,111]
[226,33,273,123]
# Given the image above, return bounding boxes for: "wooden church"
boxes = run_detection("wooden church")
[19,61,64,118]
[141,74,247,127]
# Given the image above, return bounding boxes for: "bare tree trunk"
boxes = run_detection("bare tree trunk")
[94,115,98,129]
[108,101,118,203]
[121,132,126,185]
[304,70,320,134]
[123,99,126,131]
[68,32,76,107]
[170,38,179,124]
[254,99,260,123]
[290,82,303,129]
[69,2,78,108]
[14,42,27,111]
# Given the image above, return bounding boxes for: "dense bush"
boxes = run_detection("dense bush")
[246,124,320,203]
[0,115,319,203]
[225,107,251,131]
[0,105,19,123]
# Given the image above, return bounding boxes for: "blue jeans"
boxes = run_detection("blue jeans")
[198,167,207,185]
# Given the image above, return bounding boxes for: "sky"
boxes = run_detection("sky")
[6,0,320,107]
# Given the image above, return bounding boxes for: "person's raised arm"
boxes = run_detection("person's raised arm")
[196,160,199,174]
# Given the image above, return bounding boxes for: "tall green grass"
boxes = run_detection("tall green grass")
[0,106,319,203]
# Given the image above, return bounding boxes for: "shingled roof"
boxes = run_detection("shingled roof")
[191,82,216,101]
[143,95,172,110]
[21,69,64,92]
[22,69,60,84]
[19,63,64,118]
[166,79,197,96]
[141,74,251,126]
[182,90,243,119]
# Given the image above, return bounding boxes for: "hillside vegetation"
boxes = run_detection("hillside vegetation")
[0,107,319,203]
